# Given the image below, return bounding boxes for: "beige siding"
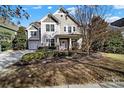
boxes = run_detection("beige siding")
[41,22,60,45]
[43,17,56,22]
[27,26,40,39]
[28,26,37,30]
[54,13,80,35]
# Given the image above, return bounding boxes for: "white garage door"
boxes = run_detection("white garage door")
[28,41,38,50]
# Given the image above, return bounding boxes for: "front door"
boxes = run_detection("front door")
[59,39,69,50]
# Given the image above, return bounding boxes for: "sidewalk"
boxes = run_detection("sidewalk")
[50,82,124,88]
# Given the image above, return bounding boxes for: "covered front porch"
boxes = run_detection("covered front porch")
[54,34,81,51]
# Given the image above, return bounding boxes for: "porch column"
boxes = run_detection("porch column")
[56,37,59,50]
[69,38,72,50]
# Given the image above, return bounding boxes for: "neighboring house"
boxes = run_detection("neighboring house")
[0,17,18,51]
[0,17,18,42]
[110,18,124,36]
[27,7,82,50]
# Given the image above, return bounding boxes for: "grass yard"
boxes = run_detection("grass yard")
[102,53,124,62]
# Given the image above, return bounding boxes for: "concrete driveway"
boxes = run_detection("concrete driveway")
[0,50,34,70]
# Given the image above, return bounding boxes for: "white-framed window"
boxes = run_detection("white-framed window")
[31,31,37,36]
[46,24,50,31]
[64,26,76,33]
[46,24,55,32]
[46,39,55,47]
[64,26,66,32]
[68,26,72,33]
[51,24,54,31]
[46,39,50,42]
[73,26,76,32]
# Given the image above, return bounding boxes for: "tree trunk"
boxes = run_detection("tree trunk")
[86,45,90,56]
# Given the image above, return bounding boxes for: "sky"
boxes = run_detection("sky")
[11,5,124,27]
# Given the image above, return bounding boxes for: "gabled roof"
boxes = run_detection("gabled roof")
[57,7,80,26]
[30,21,41,29]
[27,21,40,30]
[41,7,80,26]
[47,13,60,24]
[0,17,18,31]
[111,18,124,27]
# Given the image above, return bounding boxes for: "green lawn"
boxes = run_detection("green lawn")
[102,53,124,62]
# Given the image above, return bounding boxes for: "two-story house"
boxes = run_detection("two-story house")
[27,7,82,50]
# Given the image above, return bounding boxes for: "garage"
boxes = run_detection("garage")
[28,41,39,50]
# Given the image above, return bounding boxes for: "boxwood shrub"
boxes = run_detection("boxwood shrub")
[21,52,46,62]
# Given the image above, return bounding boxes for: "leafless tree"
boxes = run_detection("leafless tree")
[0,5,30,24]
[75,5,110,55]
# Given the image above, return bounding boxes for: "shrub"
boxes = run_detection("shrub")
[53,51,73,57]
[36,47,48,52]
[0,41,12,51]
[91,30,124,54]
[103,31,124,54]
[12,26,27,50]
[48,46,56,50]
[21,52,46,62]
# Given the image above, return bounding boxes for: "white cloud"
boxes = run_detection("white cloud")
[106,16,121,23]
[48,6,52,10]
[105,14,112,18]
[32,5,42,9]
[67,7,76,15]
[113,5,124,9]
[23,8,27,10]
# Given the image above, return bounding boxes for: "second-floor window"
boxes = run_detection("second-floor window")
[64,26,66,32]
[46,24,55,32]
[68,26,72,33]
[64,26,76,33]
[31,31,37,37]
[46,24,50,31]
[73,27,76,32]
[51,24,54,31]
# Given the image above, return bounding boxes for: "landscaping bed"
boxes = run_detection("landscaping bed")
[0,51,124,87]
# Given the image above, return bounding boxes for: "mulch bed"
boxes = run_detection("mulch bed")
[0,53,124,87]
